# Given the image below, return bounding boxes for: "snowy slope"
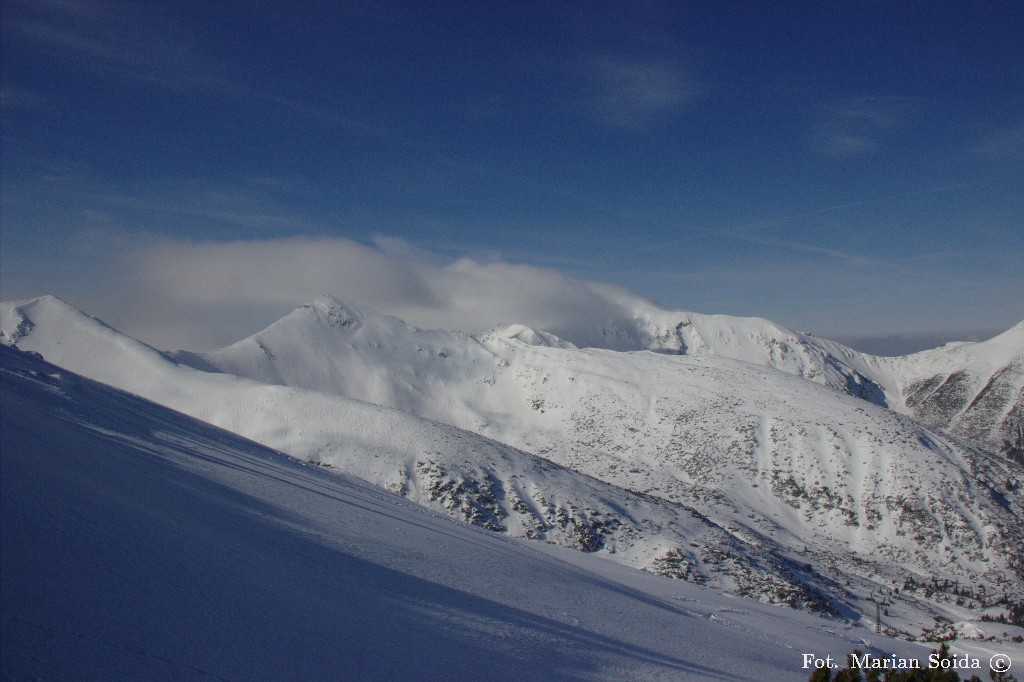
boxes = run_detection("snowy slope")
[169,296,1024,633]
[4,295,1022,641]
[557,298,1023,462]
[8,344,960,680]
[586,304,890,405]
[876,325,1024,462]
[0,296,838,613]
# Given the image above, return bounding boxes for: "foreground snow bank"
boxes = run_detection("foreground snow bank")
[1,346,937,680]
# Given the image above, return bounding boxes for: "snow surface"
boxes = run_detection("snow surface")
[164,296,1024,627]
[463,288,1021,460]
[578,301,1024,461]
[3,295,1022,642]
[2,344,960,680]
[0,297,854,616]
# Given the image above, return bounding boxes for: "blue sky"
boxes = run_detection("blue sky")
[2,1,1022,352]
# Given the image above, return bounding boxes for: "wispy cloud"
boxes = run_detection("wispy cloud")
[0,86,46,109]
[91,186,325,235]
[729,234,883,268]
[972,120,1024,159]
[4,226,1019,353]
[5,0,213,87]
[93,236,654,351]
[573,56,696,129]
[810,96,911,157]
[609,177,997,264]
[57,232,1011,353]
[0,174,331,241]
[2,0,384,136]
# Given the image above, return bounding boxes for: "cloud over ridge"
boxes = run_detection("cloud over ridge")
[94,236,652,351]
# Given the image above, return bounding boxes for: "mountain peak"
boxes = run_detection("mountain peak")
[1,294,98,347]
[300,294,363,329]
[485,324,577,349]
[7,294,78,315]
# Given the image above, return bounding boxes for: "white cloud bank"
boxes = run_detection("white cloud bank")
[96,236,655,351]
[4,232,1015,355]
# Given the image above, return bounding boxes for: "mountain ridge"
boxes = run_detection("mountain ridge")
[3,293,1022,639]
[171,293,1022,462]
[0,296,840,612]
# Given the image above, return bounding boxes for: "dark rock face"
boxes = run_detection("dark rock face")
[841,366,888,408]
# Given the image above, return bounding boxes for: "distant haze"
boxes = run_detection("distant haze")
[836,330,1006,357]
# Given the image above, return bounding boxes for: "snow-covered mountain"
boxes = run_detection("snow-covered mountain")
[0,296,837,612]
[873,326,1024,463]
[547,298,1023,463]
[10,344,961,680]
[3,294,1022,641]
